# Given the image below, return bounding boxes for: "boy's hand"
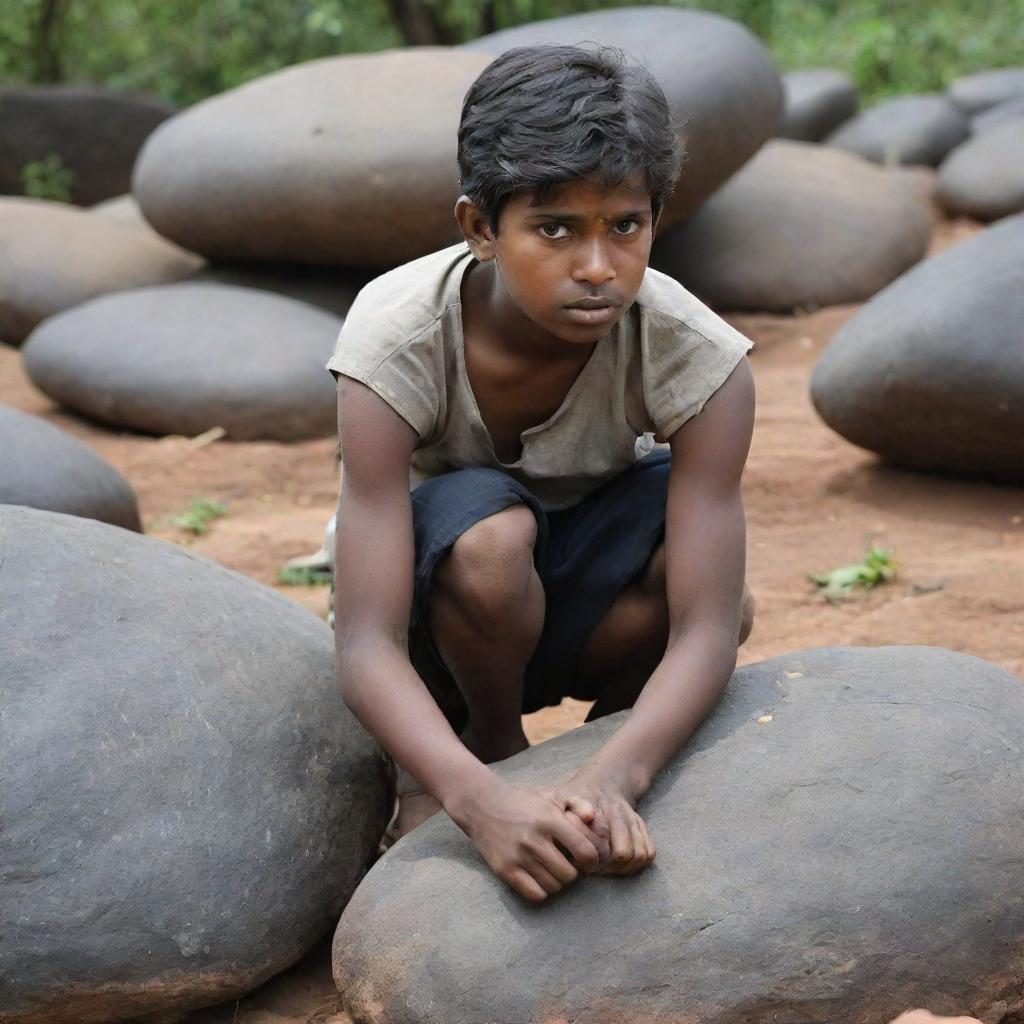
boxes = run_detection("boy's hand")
[446,777,601,903]
[553,765,656,876]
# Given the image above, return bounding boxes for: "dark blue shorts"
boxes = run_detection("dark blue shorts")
[409,449,671,731]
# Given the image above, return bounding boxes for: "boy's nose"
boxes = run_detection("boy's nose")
[572,240,616,286]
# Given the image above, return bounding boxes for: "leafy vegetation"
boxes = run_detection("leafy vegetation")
[810,544,896,600]
[2,0,1021,108]
[172,497,228,535]
[278,563,333,586]
[20,153,74,202]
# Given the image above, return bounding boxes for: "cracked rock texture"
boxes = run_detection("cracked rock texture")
[0,507,391,1024]
[334,645,1024,1024]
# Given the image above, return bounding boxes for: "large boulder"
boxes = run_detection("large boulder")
[463,7,783,227]
[0,404,140,530]
[777,68,858,141]
[651,141,932,312]
[194,263,373,319]
[0,197,201,345]
[810,214,1024,481]
[133,49,491,269]
[937,118,1024,221]
[948,66,1024,114]
[971,94,1024,134]
[0,506,390,1024]
[826,93,968,166]
[0,85,174,205]
[23,283,341,441]
[333,645,1024,1023]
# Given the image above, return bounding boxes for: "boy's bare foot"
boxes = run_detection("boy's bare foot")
[890,1012,983,1024]
[379,767,443,851]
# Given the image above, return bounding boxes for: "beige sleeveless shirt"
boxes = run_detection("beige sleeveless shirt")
[327,243,752,511]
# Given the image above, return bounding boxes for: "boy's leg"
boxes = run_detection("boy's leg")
[576,544,755,720]
[429,503,544,763]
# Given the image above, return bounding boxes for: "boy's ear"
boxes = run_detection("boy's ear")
[455,196,496,261]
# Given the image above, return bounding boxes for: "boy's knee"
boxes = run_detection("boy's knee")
[739,587,756,645]
[434,505,538,625]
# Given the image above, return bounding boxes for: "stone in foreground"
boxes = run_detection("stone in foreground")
[133,49,491,268]
[463,6,783,228]
[826,93,968,166]
[811,214,1024,481]
[777,68,858,141]
[0,85,174,205]
[0,404,140,530]
[333,645,1024,1024]
[0,506,390,1024]
[652,141,932,312]
[937,118,1024,221]
[23,283,341,440]
[0,197,201,345]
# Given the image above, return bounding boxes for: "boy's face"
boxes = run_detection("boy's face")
[465,176,656,346]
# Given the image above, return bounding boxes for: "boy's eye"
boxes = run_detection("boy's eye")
[614,218,641,235]
[539,223,570,239]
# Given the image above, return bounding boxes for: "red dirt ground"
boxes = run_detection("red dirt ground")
[2,215,1020,1024]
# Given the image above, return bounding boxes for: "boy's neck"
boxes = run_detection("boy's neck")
[463,258,598,364]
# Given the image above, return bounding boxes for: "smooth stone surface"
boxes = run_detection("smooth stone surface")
[777,68,858,141]
[651,141,932,312]
[194,263,373,319]
[0,404,140,530]
[811,214,1024,481]
[826,93,968,166]
[0,506,390,1024]
[949,66,1024,114]
[463,7,783,227]
[0,85,174,205]
[971,94,1024,134]
[937,118,1024,221]
[133,49,491,268]
[334,646,1024,1024]
[23,283,341,440]
[91,193,152,230]
[0,197,202,345]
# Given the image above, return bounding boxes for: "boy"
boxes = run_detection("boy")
[330,44,755,903]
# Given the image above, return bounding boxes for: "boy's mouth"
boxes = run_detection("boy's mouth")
[565,295,618,310]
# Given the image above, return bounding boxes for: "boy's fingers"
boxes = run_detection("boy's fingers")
[563,794,596,823]
[553,815,601,870]
[606,806,635,873]
[533,837,580,885]
[527,860,565,895]
[506,868,548,904]
[626,814,649,873]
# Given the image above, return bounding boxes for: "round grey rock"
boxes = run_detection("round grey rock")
[937,118,1024,221]
[777,68,858,141]
[826,93,968,166]
[23,283,341,441]
[0,506,390,1024]
[133,49,492,268]
[463,7,783,227]
[0,197,202,345]
[194,263,373,319]
[949,66,1024,114]
[0,85,174,206]
[0,404,140,530]
[651,141,932,312]
[333,645,1024,1024]
[971,94,1024,134]
[811,214,1024,481]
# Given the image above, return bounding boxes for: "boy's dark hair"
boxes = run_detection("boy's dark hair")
[458,44,682,232]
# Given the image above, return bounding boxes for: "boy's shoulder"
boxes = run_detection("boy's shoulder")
[633,266,753,354]
[342,242,471,351]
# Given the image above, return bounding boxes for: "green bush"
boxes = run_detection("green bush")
[2,0,1022,108]
[20,153,74,202]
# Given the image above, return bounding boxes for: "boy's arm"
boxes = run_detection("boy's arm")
[334,377,599,900]
[556,359,755,871]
